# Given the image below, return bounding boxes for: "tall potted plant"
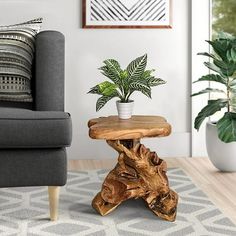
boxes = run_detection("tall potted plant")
[192,32,236,171]
[88,54,166,119]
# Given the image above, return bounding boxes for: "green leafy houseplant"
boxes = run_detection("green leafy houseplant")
[88,54,166,112]
[192,32,236,143]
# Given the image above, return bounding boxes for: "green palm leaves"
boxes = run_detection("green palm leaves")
[88,54,166,111]
[194,99,228,130]
[192,32,236,143]
[217,112,236,143]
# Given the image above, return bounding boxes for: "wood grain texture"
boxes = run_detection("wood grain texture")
[88,115,176,221]
[69,158,236,224]
[48,186,60,221]
[92,139,178,221]
[88,116,171,140]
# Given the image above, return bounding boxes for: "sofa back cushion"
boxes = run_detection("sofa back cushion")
[0,18,42,102]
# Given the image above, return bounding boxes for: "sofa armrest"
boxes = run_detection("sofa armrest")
[35,31,65,111]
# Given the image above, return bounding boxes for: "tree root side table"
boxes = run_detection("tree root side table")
[88,115,178,222]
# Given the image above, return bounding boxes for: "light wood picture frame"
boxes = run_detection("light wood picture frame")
[82,0,172,29]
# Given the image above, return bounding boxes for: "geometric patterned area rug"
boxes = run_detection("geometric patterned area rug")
[0,168,236,236]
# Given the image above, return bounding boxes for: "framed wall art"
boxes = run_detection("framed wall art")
[82,0,172,29]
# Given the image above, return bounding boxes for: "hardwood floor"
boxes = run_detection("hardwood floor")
[68,157,236,224]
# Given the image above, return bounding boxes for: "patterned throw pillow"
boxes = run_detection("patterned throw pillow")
[0,18,43,102]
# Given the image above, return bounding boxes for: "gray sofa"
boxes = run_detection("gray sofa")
[0,31,72,221]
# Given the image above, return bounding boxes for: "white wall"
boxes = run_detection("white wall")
[0,0,191,159]
[191,0,210,157]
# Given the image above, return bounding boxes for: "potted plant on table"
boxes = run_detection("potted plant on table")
[192,32,236,171]
[88,54,166,119]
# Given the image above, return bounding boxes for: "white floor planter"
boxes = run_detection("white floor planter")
[206,122,236,172]
[116,100,134,119]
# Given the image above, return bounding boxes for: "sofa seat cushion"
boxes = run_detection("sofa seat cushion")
[0,108,72,148]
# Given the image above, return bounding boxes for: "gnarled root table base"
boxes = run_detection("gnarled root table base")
[92,139,178,222]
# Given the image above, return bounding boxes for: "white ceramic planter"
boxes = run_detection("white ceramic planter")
[116,100,134,119]
[206,122,236,172]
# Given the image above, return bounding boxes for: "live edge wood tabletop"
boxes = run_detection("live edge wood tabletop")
[88,115,178,222]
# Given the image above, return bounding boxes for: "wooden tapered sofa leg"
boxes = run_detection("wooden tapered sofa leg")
[48,186,60,221]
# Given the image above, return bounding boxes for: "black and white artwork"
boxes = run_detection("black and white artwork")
[82,0,171,28]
